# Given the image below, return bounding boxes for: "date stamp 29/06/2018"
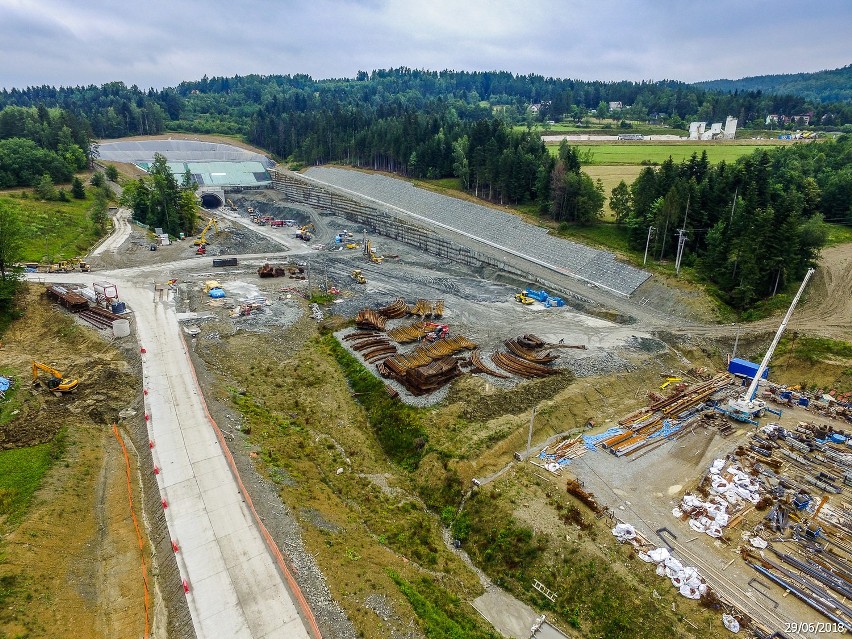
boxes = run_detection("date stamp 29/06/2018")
[783,621,848,635]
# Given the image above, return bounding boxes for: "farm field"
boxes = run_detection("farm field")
[549,141,781,165]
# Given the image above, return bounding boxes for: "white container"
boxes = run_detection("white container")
[112,319,131,338]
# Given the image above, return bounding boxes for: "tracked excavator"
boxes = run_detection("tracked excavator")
[194,218,220,246]
[32,361,79,395]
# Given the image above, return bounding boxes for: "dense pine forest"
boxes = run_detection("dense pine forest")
[2,68,850,310]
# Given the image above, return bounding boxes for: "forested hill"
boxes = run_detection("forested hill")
[3,68,852,143]
[695,65,852,104]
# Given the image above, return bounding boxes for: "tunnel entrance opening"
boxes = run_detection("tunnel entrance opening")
[200,193,223,209]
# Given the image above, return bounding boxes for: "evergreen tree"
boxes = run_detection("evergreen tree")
[71,176,85,199]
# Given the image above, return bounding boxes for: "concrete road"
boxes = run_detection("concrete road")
[30,269,316,639]
[130,284,312,639]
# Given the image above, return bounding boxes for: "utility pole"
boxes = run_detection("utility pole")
[729,187,738,224]
[643,226,656,266]
[674,195,690,276]
[674,228,688,275]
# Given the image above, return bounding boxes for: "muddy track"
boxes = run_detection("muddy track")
[661,244,852,340]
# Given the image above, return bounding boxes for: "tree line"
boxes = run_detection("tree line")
[614,136,852,308]
[0,105,92,187]
[3,68,852,141]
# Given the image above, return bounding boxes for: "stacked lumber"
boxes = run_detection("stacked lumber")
[356,309,386,330]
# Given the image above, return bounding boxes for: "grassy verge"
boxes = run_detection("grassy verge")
[775,336,852,364]
[389,571,499,639]
[0,192,104,263]
[323,335,426,470]
[554,221,631,255]
[0,429,67,526]
[825,223,852,246]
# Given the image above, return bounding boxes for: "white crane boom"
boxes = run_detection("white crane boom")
[726,268,814,421]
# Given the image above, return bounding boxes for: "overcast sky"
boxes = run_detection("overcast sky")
[1,0,849,90]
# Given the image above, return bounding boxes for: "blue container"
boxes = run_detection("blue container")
[780,391,792,400]
[111,301,126,314]
[728,358,769,380]
[798,397,810,407]
[831,433,846,444]
[209,288,225,299]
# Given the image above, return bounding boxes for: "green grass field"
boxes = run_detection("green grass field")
[0,430,66,526]
[548,142,779,165]
[0,190,105,263]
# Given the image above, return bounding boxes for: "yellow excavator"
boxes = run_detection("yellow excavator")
[194,218,220,246]
[32,361,79,395]
[296,223,315,241]
[364,240,384,264]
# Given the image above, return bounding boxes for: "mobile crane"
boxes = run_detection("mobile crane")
[721,268,814,423]
[32,361,79,395]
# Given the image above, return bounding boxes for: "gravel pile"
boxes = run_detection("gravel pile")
[564,350,634,377]
[305,167,650,296]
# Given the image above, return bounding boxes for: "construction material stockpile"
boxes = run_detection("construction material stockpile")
[489,334,562,379]
[408,299,444,318]
[356,309,386,330]
[387,322,431,343]
[305,167,650,296]
[46,285,89,312]
[688,422,852,632]
[379,333,478,396]
[597,374,733,457]
[257,263,287,278]
[344,331,397,363]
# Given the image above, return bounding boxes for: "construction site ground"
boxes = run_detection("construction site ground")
[0,289,152,639]
[2,177,851,639]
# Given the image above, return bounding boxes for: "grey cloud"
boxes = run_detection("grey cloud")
[0,0,850,89]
